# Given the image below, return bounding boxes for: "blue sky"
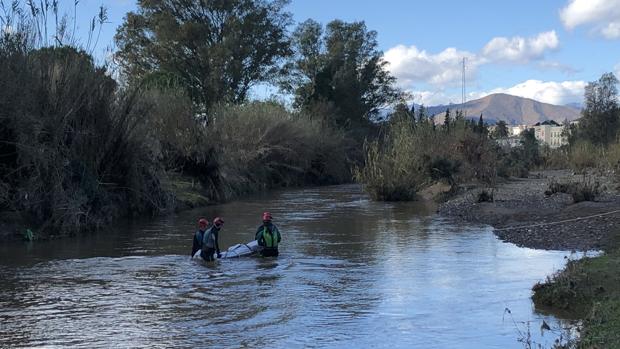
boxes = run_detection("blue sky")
[70,0,620,106]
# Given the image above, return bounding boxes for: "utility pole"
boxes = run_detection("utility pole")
[461,57,467,105]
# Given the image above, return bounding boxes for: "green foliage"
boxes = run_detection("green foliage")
[390,101,415,124]
[519,128,540,167]
[545,178,601,203]
[353,119,423,201]
[476,189,494,203]
[568,141,603,173]
[573,72,620,146]
[539,145,570,170]
[284,19,400,129]
[204,102,351,200]
[443,108,452,131]
[355,115,500,201]
[533,247,620,348]
[493,120,509,138]
[0,41,171,234]
[23,229,34,241]
[497,148,529,178]
[114,0,292,112]
[428,157,461,184]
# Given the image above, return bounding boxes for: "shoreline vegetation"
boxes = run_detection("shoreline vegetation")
[0,0,391,240]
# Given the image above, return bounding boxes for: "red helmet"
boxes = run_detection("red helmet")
[213,217,224,227]
[262,212,272,221]
[198,218,208,228]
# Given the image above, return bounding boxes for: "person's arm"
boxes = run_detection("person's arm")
[215,231,221,257]
[255,226,264,246]
[191,232,199,256]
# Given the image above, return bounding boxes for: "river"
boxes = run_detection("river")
[0,185,572,348]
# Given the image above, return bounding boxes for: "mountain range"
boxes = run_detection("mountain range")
[420,93,581,125]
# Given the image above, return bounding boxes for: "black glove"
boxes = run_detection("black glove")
[217,253,222,259]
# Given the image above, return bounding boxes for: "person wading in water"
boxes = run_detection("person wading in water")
[191,218,209,257]
[255,212,281,257]
[201,217,224,261]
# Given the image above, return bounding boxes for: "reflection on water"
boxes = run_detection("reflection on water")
[0,185,571,348]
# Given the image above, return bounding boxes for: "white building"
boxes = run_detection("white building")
[532,120,567,149]
[509,125,528,137]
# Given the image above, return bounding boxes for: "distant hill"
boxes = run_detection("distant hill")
[564,102,583,110]
[428,93,581,125]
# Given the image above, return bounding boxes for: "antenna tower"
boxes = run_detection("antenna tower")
[461,57,467,105]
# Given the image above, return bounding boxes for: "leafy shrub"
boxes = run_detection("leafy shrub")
[428,157,461,184]
[545,178,601,203]
[569,141,603,173]
[355,116,499,201]
[476,189,494,203]
[0,43,175,234]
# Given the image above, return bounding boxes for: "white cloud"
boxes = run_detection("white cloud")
[602,22,620,39]
[536,61,579,75]
[560,0,620,39]
[482,31,559,63]
[474,80,586,105]
[384,45,480,86]
[384,31,562,88]
[405,90,452,106]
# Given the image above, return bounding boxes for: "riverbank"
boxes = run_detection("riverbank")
[438,170,620,251]
[532,236,620,348]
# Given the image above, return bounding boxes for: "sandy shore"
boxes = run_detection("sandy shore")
[438,170,620,251]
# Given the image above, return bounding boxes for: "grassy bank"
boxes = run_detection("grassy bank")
[532,233,620,348]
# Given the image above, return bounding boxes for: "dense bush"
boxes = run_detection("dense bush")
[205,102,352,200]
[0,41,172,234]
[545,178,601,203]
[476,189,494,203]
[496,148,529,178]
[355,116,499,200]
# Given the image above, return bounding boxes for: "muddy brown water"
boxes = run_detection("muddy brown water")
[0,185,573,348]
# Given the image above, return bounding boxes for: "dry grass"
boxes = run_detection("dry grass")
[355,117,500,201]
[205,102,351,200]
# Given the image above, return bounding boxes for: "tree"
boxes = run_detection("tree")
[455,109,464,121]
[114,0,292,113]
[443,107,451,131]
[390,101,413,123]
[520,128,540,167]
[284,19,400,129]
[476,113,486,134]
[417,104,427,123]
[493,120,509,138]
[576,72,620,146]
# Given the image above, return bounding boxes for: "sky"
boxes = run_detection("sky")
[69,0,620,106]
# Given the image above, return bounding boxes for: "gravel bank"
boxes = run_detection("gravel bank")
[438,170,620,251]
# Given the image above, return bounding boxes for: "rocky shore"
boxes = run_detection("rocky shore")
[439,170,620,251]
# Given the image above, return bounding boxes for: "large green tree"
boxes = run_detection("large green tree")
[284,19,400,129]
[577,72,620,146]
[493,120,509,138]
[520,128,540,167]
[114,0,291,112]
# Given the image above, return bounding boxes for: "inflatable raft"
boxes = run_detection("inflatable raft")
[193,240,262,260]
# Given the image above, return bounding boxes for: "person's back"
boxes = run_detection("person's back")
[255,212,281,257]
[191,218,209,257]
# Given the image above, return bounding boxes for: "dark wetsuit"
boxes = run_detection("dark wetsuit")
[191,229,205,257]
[255,223,281,257]
[201,226,221,261]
